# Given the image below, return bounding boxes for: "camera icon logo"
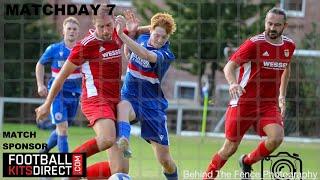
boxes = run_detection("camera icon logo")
[261,152,303,180]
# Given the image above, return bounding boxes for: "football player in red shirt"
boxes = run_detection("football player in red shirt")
[35,7,139,176]
[204,8,295,180]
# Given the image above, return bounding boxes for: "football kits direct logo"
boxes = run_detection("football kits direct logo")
[3,153,86,177]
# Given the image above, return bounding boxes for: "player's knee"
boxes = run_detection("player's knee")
[220,143,238,157]
[267,136,283,149]
[117,101,131,111]
[56,123,68,136]
[96,135,115,151]
[159,156,174,170]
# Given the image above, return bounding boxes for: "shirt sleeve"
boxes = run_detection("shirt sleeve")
[153,48,175,66]
[152,48,175,76]
[67,42,88,66]
[230,39,257,65]
[39,44,54,65]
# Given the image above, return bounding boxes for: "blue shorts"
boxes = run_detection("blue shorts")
[124,98,169,146]
[50,91,80,125]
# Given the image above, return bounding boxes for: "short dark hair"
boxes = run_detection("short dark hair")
[267,7,287,22]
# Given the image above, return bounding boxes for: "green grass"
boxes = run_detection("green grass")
[1,123,320,179]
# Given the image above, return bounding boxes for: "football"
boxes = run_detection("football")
[108,173,131,180]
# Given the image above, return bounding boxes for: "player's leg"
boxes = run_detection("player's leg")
[39,92,65,153]
[140,109,178,179]
[53,92,72,153]
[204,106,255,179]
[85,101,136,178]
[204,139,241,179]
[39,129,57,153]
[73,103,117,158]
[85,144,130,179]
[242,106,284,165]
[55,92,80,153]
[55,121,69,152]
[239,105,283,180]
[73,118,116,157]
[108,142,129,174]
[150,141,178,180]
[116,100,136,158]
[86,161,111,179]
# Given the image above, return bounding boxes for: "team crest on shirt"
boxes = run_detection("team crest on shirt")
[284,49,290,57]
[54,112,63,120]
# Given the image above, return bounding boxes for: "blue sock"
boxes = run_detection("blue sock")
[45,130,58,152]
[117,121,131,140]
[57,135,69,153]
[164,167,178,180]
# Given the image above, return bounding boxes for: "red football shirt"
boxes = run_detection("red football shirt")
[229,32,296,106]
[68,29,123,104]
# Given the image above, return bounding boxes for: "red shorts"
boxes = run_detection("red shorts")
[225,104,283,142]
[81,98,117,127]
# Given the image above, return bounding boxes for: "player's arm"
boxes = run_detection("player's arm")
[35,61,78,121]
[223,61,246,100]
[36,45,55,97]
[123,44,131,60]
[137,25,150,35]
[279,64,291,117]
[116,16,158,63]
[225,40,255,100]
[35,62,48,97]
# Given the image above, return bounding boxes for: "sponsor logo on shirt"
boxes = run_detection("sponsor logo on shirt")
[131,53,151,68]
[58,60,65,67]
[263,61,288,70]
[101,49,121,59]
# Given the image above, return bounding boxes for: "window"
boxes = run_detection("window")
[280,0,306,17]
[174,81,198,101]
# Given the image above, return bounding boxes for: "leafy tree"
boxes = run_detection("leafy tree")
[1,1,59,121]
[285,23,320,136]
[133,0,275,103]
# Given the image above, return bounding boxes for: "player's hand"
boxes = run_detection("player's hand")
[115,15,126,35]
[229,83,246,100]
[278,96,286,117]
[124,10,140,34]
[35,103,50,123]
[37,85,48,97]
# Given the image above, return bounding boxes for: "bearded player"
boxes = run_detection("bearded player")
[204,7,295,180]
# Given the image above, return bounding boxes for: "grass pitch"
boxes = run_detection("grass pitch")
[1,123,319,179]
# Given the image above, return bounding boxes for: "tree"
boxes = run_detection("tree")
[2,1,59,121]
[133,0,275,103]
[285,23,320,136]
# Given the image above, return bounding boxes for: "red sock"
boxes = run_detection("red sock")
[73,138,100,158]
[204,153,227,180]
[244,141,271,165]
[87,161,111,180]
